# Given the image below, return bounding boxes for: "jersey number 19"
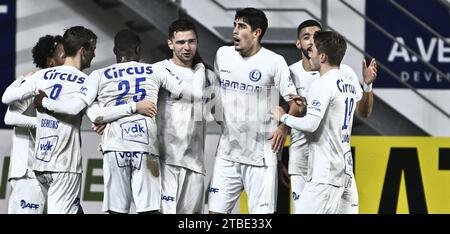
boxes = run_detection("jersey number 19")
[342,97,354,130]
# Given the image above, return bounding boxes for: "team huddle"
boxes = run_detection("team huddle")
[1,7,377,214]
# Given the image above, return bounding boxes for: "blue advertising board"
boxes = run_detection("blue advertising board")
[0,0,15,129]
[365,0,450,89]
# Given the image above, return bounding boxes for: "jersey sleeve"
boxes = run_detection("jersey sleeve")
[214,50,220,80]
[41,70,98,115]
[2,74,37,105]
[154,65,184,98]
[289,67,300,90]
[42,97,87,116]
[306,79,333,120]
[282,112,321,133]
[85,101,135,124]
[4,100,37,128]
[204,69,221,122]
[206,68,220,88]
[190,63,207,100]
[274,56,297,102]
[77,70,100,105]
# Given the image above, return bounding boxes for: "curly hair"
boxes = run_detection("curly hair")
[32,35,63,68]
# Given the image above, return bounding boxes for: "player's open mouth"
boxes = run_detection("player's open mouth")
[233,38,240,45]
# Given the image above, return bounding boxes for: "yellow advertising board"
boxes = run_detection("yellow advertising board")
[240,137,450,214]
[353,136,450,214]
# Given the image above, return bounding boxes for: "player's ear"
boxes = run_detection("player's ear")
[47,57,55,68]
[79,46,86,58]
[295,39,301,49]
[254,28,262,41]
[168,39,174,50]
[320,53,327,64]
[135,45,141,55]
[135,46,141,60]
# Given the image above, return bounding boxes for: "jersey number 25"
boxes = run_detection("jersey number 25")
[116,77,147,105]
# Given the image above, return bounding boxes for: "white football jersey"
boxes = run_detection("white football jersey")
[13,65,98,173]
[214,46,297,166]
[155,59,207,174]
[289,61,363,175]
[305,68,359,186]
[91,61,184,155]
[6,78,36,179]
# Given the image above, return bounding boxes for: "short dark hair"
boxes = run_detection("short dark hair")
[235,8,268,42]
[63,26,97,57]
[168,19,198,40]
[32,35,63,69]
[114,29,141,57]
[297,19,322,38]
[314,31,347,66]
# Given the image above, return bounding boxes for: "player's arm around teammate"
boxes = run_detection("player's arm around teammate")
[2,34,66,214]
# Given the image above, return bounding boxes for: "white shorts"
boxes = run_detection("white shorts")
[297,178,357,214]
[160,162,204,214]
[288,141,308,176]
[103,151,161,213]
[297,181,345,214]
[208,157,277,214]
[8,172,46,214]
[35,171,83,214]
[339,178,359,214]
[290,175,306,214]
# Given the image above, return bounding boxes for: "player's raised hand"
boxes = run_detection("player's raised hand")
[136,100,157,117]
[362,58,377,85]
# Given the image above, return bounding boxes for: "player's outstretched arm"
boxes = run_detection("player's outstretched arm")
[2,76,37,105]
[4,105,37,128]
[86,100,157,124]
[160,63,205,101]
[86,101,135,124]
[272,106,321,133]
[39,96,88,116]
[37,71,99,115]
